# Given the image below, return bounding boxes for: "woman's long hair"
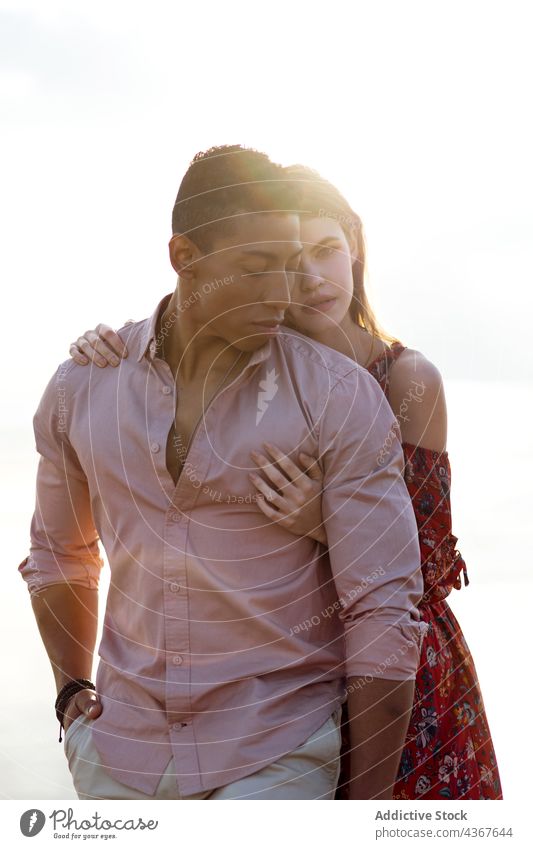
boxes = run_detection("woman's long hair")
[285,164,398,345]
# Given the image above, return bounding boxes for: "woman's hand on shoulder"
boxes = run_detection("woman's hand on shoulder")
[69,323,129,367]
[387,348,447,452]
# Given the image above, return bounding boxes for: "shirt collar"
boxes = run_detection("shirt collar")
[136,292,174,362]
[137,291,273,369]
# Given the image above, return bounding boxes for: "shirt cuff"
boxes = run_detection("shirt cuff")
[18,554,102,597]
[344,612,429,681]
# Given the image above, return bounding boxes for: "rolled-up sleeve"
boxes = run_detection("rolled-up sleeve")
[18,364,103,596]
[320,367,427,680]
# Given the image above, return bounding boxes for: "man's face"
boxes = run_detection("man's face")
[181,213,302,352]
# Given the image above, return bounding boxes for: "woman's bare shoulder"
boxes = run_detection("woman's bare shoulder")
[388,347,448,451]
[391,346,444,389]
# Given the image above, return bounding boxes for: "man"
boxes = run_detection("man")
[19,145,425,800]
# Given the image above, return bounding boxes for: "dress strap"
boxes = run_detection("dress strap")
[365,340,407,399]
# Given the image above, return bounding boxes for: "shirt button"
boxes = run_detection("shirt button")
[150,442,160,453]
[169,582,180,593]
[172,722,187,731]
[162,385,172,395]
[170,510,181,523]
[172,655,183,665]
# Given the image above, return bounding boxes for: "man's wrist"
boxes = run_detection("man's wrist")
[55,678,96,742]
[55,679,95,714]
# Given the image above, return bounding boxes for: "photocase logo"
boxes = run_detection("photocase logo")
[20,809,46,837]
[256,368,279,425]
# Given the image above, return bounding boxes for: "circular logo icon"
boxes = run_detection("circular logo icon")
[20,809,46,837]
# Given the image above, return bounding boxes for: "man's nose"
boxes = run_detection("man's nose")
[264,270,292,309]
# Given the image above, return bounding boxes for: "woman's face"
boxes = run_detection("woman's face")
[284,215,355,335]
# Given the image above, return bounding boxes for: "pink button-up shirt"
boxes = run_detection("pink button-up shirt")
[19,292,425,796]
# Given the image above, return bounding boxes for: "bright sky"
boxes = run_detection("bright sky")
[1,0,532,427]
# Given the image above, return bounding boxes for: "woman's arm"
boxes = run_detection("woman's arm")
[388,349,469,595]
[387,348,448,451]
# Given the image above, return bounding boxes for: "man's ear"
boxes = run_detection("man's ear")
[168,234,201,279]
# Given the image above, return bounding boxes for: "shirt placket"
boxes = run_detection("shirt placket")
[146,352,213,794]
[145,345,266,795]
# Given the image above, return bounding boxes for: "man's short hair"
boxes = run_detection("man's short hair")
[172,144,301,251]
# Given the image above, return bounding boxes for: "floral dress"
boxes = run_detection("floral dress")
[335,341,502,800]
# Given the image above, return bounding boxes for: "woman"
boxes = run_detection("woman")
[68,164,502,800]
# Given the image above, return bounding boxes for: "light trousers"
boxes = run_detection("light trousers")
[64,706,342,800]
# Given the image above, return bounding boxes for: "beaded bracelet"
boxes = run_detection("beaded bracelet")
[55,678,95,742]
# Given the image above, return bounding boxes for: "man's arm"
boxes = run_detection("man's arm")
[30,583,101,727]
[319,368,426,800]
[26,473,100,691]
[345,676,414,799]
[19,365,105,729]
